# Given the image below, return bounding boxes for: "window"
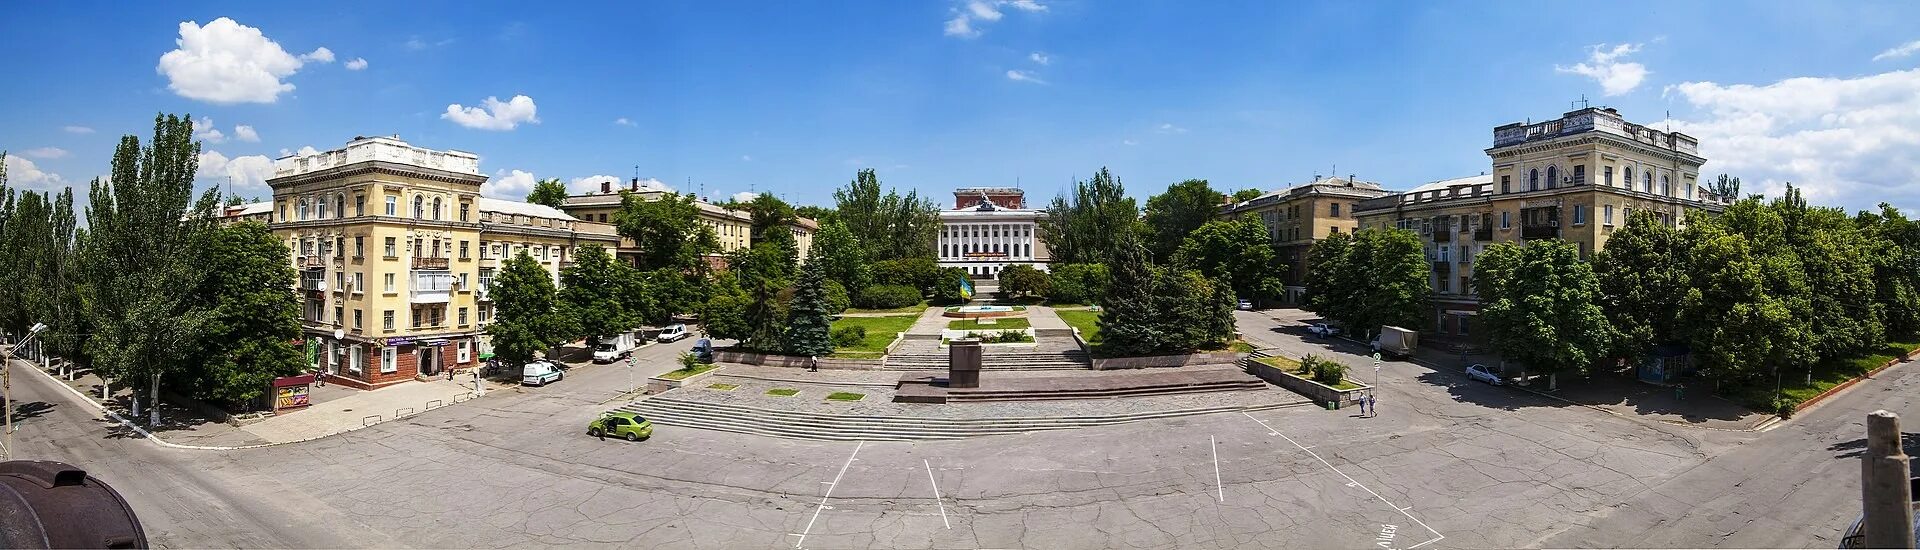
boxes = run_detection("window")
[1624,207,1633,222]
[480,241,491,259]
[1329,226,1340,235]
[1528,169,1539,191]
[382,310,395,331]
[459,273,469,289]
[350,344,364,374]
[1604,166,1614,187]
[317,196,329,219]
[460,203,469,222]
[1644,172,1653,193]
[479,304,493,322]
[457,341,471,364]
[352,273,364,292]
[354,309,363,329]
[334,306,344,326]
[297,198,309,221]
[380,347,396,374]
[1546,166,1558,189]
[1573,205,1586,225]
[413,196,424,219]
[1624,167,1635,190]
[385,196,397,216]
[1500,211,1511,229]
[335,194,344,218]
[460,241,470,259]
[384,273,395,293]
[1660,175,1671,196]
[1500,175,1510,194]
[1573,165,1586,185]
[432,197,443,220]
[1330,203,1341,217]
[1604,205,1615,225]
[356,195,366,217]
[354,236,364,258]
[384,237,397,258]
[458,307,469,326]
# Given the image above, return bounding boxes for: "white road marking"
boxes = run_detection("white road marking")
[1210,435,1225,503]
[793,440,864,549]
[1246,413,1446,549]
[924,459,951,529]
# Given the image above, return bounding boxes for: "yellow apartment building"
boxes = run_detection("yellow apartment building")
[559,180,816,267]
[1220,176,1392,304]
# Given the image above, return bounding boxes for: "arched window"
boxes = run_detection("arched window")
[1528,169,1539,191]
[1546,166,1558,189]
[432,197,443,220]
[413,196,424,219]
[1643,172,1653,193]
[335,194,345,219]
[1660,175,1670,196]
[1623,167,1634,189]
[317,196,329,219]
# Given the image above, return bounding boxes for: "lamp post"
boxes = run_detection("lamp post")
[4,323,49,460]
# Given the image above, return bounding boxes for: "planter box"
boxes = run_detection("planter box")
[1244,358,1371,408]
[711,350,883,370]
[646,367,721,394]
[941,328,1035,342]
[1091,352,1240,370]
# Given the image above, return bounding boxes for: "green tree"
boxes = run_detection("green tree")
[1302,231,1355,322]
[998,264,1050,298]
[1173,217,1284,301]
[794,205,838,226]
[525,178,570,209]
[1708,173,1741,200]
[725,242,793,351]
[930,267,970,304]
[1098,236,1169,356]
[1679,222,1815,392]
[1303,229,1426,339]
[1043,263,1110,305]
[615,191,718,272]
[699,272,752,342]
[559,244,640,342]
[637,268,701,325]
[1231,188,1266,203]
[1143,178,1222,263]
[178,221,305,406]
[1043,167,1141,264]
[1857,204,1920,337]
[486,252,570,365]
[784,258,834,356]
[1592,212,1691,361]
[79,114,222,417]
[809,218,871,291]
[1473,240,1612,387]
[872,257,941,295]
[833,169,939,260]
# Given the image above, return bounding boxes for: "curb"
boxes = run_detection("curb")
[15,358,469,451]
[1792,351,1918,417]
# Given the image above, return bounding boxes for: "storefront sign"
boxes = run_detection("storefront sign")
[963,252,1008,258]
[384,336,415,347]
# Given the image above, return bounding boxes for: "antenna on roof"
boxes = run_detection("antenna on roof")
[1572,94,1589,110]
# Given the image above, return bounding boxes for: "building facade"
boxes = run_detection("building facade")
[257,136,617,389]
[1220,176,1392,303]
[1353,107,1732,344]
[558,180,816,266]
[937,187,1049,278]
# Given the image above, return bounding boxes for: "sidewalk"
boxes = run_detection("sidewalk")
[1026,305,1069,330]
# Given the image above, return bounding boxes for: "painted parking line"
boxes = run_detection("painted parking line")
[924,458,952,529]
[1242,412,1445,549]
[1210,435,1224,503]
[791,440,864,549]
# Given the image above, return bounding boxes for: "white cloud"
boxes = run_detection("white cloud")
[233,125,260,142]
[344,57,368,70]
[570,175,620,194]
[482,169,537,198]
[23,147,68,159]
[62,126,94,134]
[299,47,334,63]
[613,117,634,126]
[1555,42,1649,96]
[1122,139,1138,146]
[196,151,275,189]
[945,0,1044,39]
[730,191,760,203]
[405,36,455,50]
[1005,69,1047,84]
[1029,51,1050,65]
[741,155,753,161]
[1156,123,1187,134]
[442,94,540,131]
[1666,67,1920,210]
[3,155,66,188]
[156,17,310,104]
[193,117,226,144]
[1875,40,1920,62]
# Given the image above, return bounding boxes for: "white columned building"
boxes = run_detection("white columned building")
[937,187,1050,278]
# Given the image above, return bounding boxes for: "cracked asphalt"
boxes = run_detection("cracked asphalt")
[5,312,1904,548]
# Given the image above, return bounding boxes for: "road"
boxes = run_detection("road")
[2,312,1910,548]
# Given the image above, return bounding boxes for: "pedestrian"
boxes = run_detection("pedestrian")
[1366,393,1377,417]
[314,370,325,387]
[809,355,819,372]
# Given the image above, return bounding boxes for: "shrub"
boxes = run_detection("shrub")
[854,284,922,309]
[1045,263,1111,305]
[963,329,1034,344]
[930,267,971,304]
[999,264,1051,297]
[830,325,867,348]
[824,280,851,314]
[872,258,940,291]
[1302,354,1346,386]
[678,352,701,370]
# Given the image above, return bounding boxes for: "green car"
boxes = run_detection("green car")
[587,411,654,441]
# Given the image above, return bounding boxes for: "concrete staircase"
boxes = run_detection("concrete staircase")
[883,350,1091,370]
[619,395,1311,441]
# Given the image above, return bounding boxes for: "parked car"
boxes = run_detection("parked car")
[1466,363,1504,385]
[657,324,690,343]
[1307,323,1340,337]
[522,361,564,386]
[587,411,653,441]
[692,338,715,363]
[1237,299,1254,311]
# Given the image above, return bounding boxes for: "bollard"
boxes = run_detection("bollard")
[1862,410,1916,549]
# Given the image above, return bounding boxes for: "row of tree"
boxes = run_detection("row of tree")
[0,115,307,413]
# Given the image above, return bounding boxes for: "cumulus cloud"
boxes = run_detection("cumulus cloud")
[344,57,368,70]
[1029,51,1050,65]
[23,147,68,159]
[405,36,456,50]
[62,126,93,134]
[1555,42,1649,96]
[1875,40,1920,62]
[197,151,276,189]
[279,145,321,158]
[481,169,537,198]
[442,94,539,131]
[1005,69,1046,84]
[569,175,620,194]
[193,117,226,143]
[945,0,1045,38]
[1665,67,1920,210]
[234,125,260,142]
[730,191,760,203]
[299,47,334,63]
[2,155,66,188]
[156,17,313,104]
[613,117,634,126]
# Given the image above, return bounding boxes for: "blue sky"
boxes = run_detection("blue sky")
[4,1,1919,214]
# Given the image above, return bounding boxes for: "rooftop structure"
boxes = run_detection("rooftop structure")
[274,135,480,179]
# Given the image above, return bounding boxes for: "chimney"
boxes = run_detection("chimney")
[601,181,612,194]
[1220,193,1232,205]
[630,177,640,191]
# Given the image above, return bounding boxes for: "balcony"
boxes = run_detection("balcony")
[1522,224,1561,240]
[411,271,455,303]
[412,256,450,270]
[1473,225,1493,241]
[1431,228,1452,243]
[298,255,326,269]
[1433,261,1452,275]
[299,272,328,292]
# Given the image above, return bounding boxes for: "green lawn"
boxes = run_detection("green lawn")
[706,383,739,390]
[658,363,719,380]
[1228,340,1255,353]
[826,391,866,401]
[846,301,930,314]
[948,317,1032,330]
[766,388,800,397]
[1727,338,1920,412]
[829,314,919,355]
[1056,309,1101,343]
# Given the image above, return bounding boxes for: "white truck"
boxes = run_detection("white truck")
[592,332,636,363]
[1371,326,1418,358]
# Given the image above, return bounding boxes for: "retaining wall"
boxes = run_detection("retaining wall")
[1090,352,1240,370]
[711,350,883,370]
[1243,357,1370,408]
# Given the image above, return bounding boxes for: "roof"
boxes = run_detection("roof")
[477,197,578,221]
[1227,175,1391,211]
[224,201,272,216]
[1404,174,1493,195]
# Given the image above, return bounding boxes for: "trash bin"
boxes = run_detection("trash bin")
[1324,401,1336,410]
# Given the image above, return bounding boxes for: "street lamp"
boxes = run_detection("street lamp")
[4,323,49,460]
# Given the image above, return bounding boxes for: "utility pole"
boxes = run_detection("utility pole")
[1860,410,1915,548]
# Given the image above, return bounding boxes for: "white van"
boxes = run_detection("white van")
[657,324,690,343]
[593,332,636,363]
[522,361,564,386]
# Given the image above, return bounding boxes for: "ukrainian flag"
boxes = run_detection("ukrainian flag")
[959,277,975,301]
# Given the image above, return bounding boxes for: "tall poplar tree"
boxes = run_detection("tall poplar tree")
[1144,178,1223,263]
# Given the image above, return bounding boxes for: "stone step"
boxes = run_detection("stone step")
[619,395,1311,441]
[945,380,1268,402]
